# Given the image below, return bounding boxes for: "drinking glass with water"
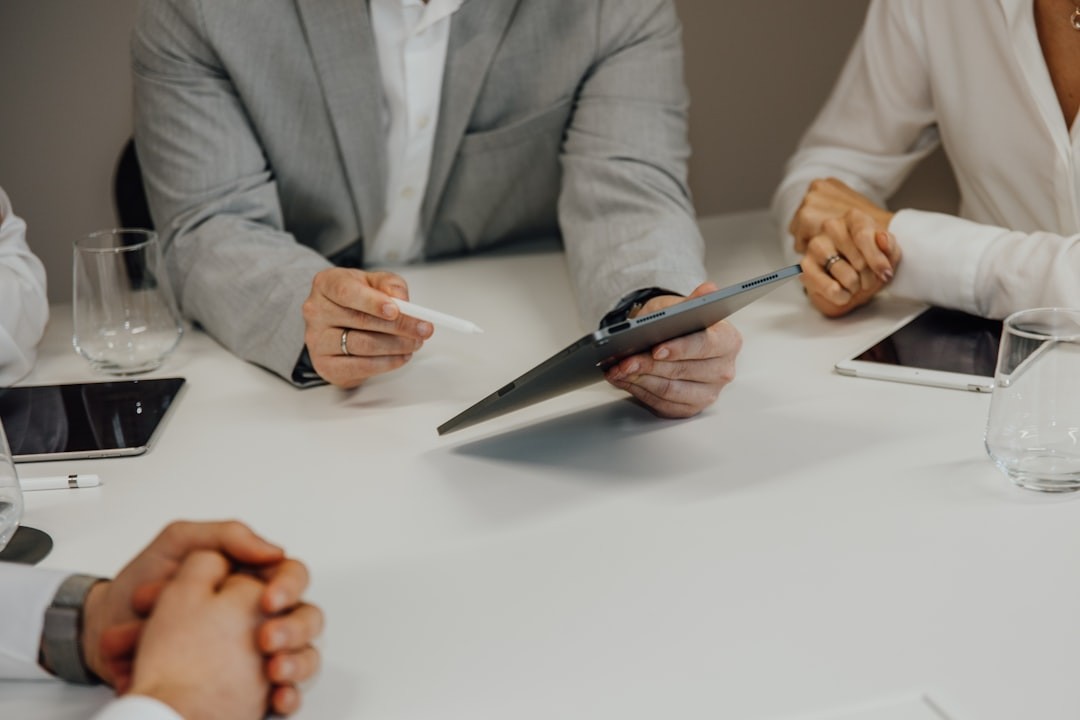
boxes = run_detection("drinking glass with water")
[73,229,183,375]
[985,308,1080,492]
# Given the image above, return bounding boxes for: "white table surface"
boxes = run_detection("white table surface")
[3,210,1078,720]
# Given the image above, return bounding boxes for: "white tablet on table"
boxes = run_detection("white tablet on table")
[834,307,1001,393]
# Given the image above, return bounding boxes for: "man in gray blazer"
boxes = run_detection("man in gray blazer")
[133,0,741,419]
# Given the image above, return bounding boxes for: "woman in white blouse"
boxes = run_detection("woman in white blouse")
[772,0,1080,319]
[0,186,48,384]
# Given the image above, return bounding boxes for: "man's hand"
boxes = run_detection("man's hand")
[604,283,742,418]
[302,268,433,388]
[124,551,272,720]
[788,178,901,318]
[83,521,322,716]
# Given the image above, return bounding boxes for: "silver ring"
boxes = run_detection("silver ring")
[823,254,842,275]
[340,328,351,356]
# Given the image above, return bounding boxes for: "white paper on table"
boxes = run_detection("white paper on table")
[774,694,953,720]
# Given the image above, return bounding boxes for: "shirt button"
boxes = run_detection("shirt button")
[401,186,417,200]
[385,251,401,263]
[417,114,431,130]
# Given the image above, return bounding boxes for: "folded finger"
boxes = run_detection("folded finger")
[267,646,321,685]
[318,271,406,320]
[818,220,865,293]
[311,300,433,341]
[650,321,740,363]
[615,378,702,419]
[332,328,424,359]
[314,353,414,388]
[153,520,284,569]
[131,580,166,616]
[257,559,310,615]
[270,684,302,716]
[802,244,854,304]
[846,210,893,283]
[259,603,325,653]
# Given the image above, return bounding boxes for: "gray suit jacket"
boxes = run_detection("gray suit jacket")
[133,0,706,383]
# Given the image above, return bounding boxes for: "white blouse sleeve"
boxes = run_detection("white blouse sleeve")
[0,186,49,386]
[0,563,69,681]
[770,0,939,255]
[889,209,1080,318]
[91,696,184,720]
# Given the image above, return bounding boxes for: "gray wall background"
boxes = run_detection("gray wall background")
[0,0,957,303]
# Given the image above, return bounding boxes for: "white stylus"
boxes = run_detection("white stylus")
[20,474,102,492]
[393,299,484,334]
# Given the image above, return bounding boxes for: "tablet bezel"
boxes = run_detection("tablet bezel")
[1,377,187,463]
[834,308,997,393]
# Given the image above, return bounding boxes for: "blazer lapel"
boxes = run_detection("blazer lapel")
[295,0,387,245]
[421,0,524,238]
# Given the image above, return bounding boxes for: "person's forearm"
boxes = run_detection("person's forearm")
[889,209,1080,318]
[560,0,705,326]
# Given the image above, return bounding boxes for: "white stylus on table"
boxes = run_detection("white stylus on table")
[20,474,102,492]
[392,298,484,334]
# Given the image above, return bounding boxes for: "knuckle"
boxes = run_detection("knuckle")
[160,520,189,544]
[806,235,828,254]
[821,217,844,236]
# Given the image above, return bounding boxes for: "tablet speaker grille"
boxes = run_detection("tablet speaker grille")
[741,273,779,289]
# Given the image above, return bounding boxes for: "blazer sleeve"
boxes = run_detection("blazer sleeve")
[558,0,706,325]
[132,0,332,384]
[0,188,48,388]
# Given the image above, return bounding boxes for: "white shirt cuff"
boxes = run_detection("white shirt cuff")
[91,695,184,720]
[887,208,985,315]
[0,564,69,681]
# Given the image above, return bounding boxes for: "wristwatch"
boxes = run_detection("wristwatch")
[599,287,679,329]
[40,574,103,685]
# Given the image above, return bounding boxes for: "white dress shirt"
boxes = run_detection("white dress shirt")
[0,186,49,385]
[91,696,182,720]
[366,0,464,266]
[0,564,181,720]
[772,0,1080,319]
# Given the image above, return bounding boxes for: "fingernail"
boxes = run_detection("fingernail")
[881,268,894,283]
[654,347,670,360]
[277,658,295,680]
[382,303,397,319]
[625,362,639,376]
[417,322,433,337]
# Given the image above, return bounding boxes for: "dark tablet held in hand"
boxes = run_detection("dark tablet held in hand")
[438,265,802,435]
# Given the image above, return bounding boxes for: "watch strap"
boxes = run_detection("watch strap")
[599,287,679,328]
[40,573,103,685]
